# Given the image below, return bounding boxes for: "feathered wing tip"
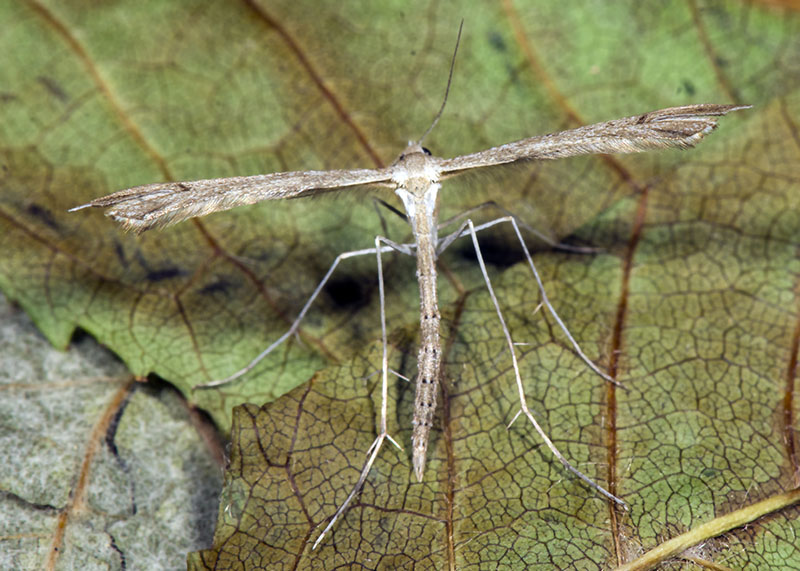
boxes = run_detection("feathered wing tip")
[636,104,752,148]
[69,183,201,233]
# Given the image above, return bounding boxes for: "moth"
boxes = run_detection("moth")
[71,38,748,546]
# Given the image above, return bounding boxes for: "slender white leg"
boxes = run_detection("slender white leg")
[437,201,599,254]
[194,243,409,390]
[438,216,619,387]
[462,218,627,508]
[312,234,405,549]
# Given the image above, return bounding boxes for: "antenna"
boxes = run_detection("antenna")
[417,20,464,145]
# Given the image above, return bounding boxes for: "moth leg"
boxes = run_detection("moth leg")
[441,216,627,508]
[438,216,619,387]
[195,241,412,389]
[312,234,406,549]
[437,200,599,254]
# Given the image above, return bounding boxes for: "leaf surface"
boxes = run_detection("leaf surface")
[1,0,800,569]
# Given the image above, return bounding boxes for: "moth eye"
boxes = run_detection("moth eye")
[421,147,432,155]
[398,154,406,161]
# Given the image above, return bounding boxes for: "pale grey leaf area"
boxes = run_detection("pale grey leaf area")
[0,293,223,570]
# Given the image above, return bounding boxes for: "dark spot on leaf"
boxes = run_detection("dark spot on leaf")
[133,249,187,282]
[324,274,368,309]
[701,468,719,479]
[27,203,60,231]
[113,239,129,269]
[37,76,68,102]
[488,31,506,51]
[146,267,186,282]
[681,79,697,96]
[199,278,234,296]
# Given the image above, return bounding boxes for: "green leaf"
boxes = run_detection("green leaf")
[2,0,800,569]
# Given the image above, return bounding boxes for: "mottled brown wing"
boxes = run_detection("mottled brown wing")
[438,104,750,175]
[70,168,395,232]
